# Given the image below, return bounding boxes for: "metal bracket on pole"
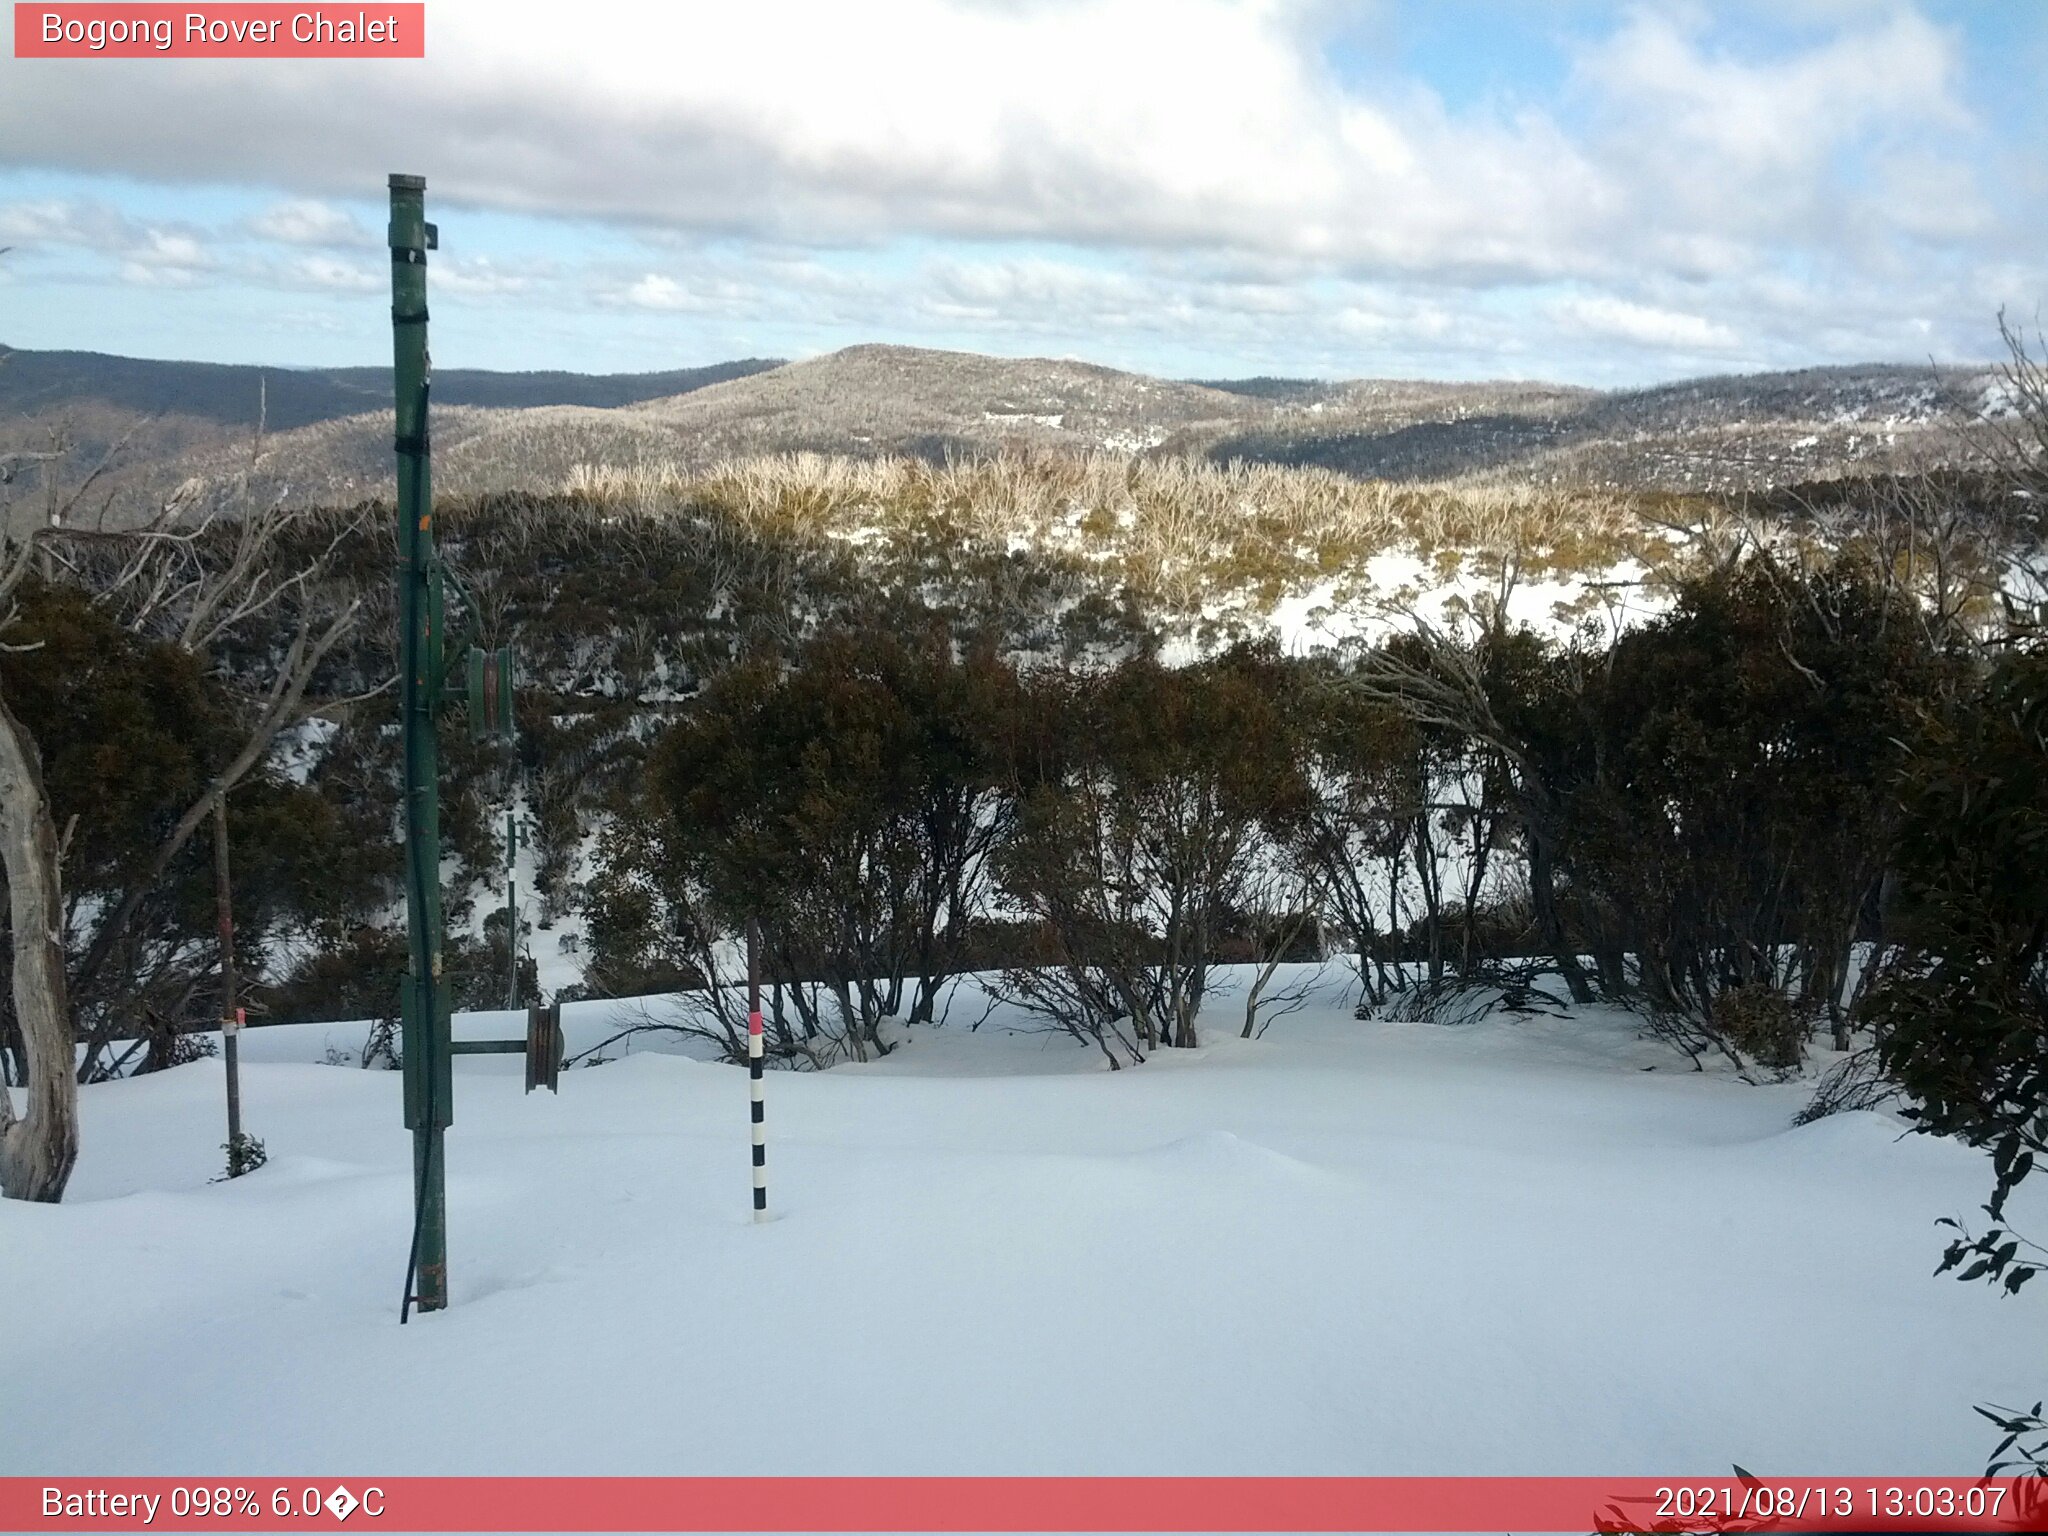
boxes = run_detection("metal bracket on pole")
[525,1002,564,1094]
[468,645,516,742]
[442,1003,559,1091]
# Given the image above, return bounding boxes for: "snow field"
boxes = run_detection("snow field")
[2,970,2039,1478]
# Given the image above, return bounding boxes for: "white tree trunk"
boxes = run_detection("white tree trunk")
[0,683,77,1202]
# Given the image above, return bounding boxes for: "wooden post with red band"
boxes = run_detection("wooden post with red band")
[746,917,767,1222]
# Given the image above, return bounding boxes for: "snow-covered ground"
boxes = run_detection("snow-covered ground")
[2,970,2038,1477]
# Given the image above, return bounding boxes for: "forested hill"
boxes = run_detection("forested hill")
[0,341,2006,533]
[0,345,783,432]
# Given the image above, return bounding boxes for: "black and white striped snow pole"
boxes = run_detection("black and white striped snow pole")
[747,917,767,1222]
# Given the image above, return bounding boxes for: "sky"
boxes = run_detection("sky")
[1,0,2043,386]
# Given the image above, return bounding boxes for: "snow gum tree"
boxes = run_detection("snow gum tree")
[1872,641,2047,1295]
[1550,557,1948,1043]
[0,627,71,1201]
[0,445,366,1202]
[995,647,1311,1055]
[1282,654,1416,1009]
[595,616,1019,1063]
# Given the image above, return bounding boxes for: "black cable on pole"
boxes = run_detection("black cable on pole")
[399,764,443,1326]
[399,1129,438,1325]
[399,767,441,1325]
[397,367,439,1326]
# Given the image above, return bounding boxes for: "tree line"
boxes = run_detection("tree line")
[0,325,2039,1255]
[582,542,2036,1102]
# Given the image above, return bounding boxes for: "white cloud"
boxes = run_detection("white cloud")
[130,228,207,268]
[0,1,1614,277]
[1572,5,1973,248]
[1552,295,1737,352]
[925,258,1146,319]
[285,253,378,292]
[625,274,686,310]
[434,257,533,298]
[117,259,202,287]
[1334,301,1456,344]
[0,1,2034,382]
[1872,150,1991,240]
[0,198,214,284]
[0,198,139,251]
[1580,6,1966,171]
[247,197,368,247]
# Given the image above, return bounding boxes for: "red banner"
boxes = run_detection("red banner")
[13,4,424,58]
[4,1477,2047,1532]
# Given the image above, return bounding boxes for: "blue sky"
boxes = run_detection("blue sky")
[2,0,2042,385]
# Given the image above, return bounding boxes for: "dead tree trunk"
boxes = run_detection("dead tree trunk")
[0,686,77,1202]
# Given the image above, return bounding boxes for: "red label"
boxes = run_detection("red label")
[14,4,425,57]
[2,1478,2045,1532]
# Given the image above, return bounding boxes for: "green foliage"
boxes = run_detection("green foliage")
[0,581,232,896]
[994,645,1312,1054]
[1976,1400,2048,1477]
[260,925,537,1026]
[219,1133,267,1180]
[1870,645,2048,1291]
[228,773,391,950]
[11,465,2024,1109]
[359,1014,401,1071]
[592,614,1022,1058]
[1283,653,1419,1002]
[1712,984,1807,1072]
[1544,556,1952,1048]
[260,928,409,1027]
[0,582,392,1062]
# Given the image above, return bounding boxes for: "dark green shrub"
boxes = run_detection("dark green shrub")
[1870,645,2048,1293]
[1713,984,1807,1071]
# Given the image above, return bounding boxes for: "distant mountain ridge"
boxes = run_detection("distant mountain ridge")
[0,340,2003,520]
[0,346,783,432]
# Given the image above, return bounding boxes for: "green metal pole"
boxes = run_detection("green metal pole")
[390,172,449,1318]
